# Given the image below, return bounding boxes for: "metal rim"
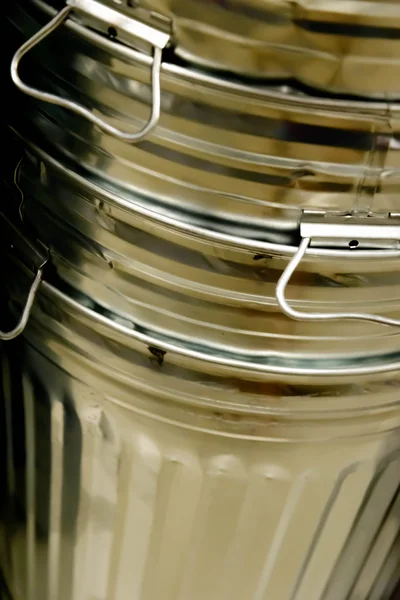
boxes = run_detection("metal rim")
[18,136,400,263]
[32,277,400,378]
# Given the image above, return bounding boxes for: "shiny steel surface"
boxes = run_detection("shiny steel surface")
[43,0,400,99]
[1,269,400,600]
[136,0,400,98]
[7,0,400,233]
[23,0,400,98]
[8,144,400,370]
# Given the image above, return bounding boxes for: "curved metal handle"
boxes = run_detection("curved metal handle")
[276,237,400,327]
[1,212,49,341]
[0,268,43,341]
[10,6,163,143]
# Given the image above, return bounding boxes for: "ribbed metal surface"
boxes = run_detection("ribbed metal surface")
[138,0,400,97]
[6,1,400,232]
[10,145,400,365]
[30,0,400,98]
[0,280,400,600]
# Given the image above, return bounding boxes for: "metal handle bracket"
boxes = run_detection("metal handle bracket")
[68,0,171,52]
[301,210,400,250]
[10,0,171,142]
[276,211,400,327]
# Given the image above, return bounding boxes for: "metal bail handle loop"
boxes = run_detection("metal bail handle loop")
[0,268,43,341]
[10,4,164,143]
[1,210,49,341]
[276,237,400,328]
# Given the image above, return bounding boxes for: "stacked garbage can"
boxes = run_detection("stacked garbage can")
[1,1,400,599]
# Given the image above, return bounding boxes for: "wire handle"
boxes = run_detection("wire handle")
[276,237,400,327]
[1,213,48,341]
[0,269,44,341]
[10,5,164,143]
